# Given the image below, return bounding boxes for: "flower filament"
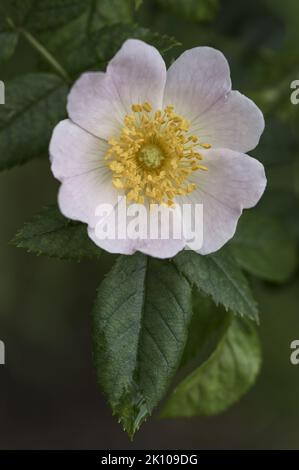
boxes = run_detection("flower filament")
[106,102,210,205]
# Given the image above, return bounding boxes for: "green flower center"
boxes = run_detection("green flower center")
[138,144,165,169]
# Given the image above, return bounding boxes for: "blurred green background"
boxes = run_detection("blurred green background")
[1,0,299,449]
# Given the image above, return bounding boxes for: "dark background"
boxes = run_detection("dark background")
[1,0,299,449]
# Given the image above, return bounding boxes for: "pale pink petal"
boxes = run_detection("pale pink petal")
[164,46,264,153]
[178,148,267,255]
[57,168,119,228]
[50,119,120,226]
[50,119,108,181]
[107,39,167,114]
[88,201,185,258]
[67,39,166,140]
[164,47,231,122]
[190,91,265,153]
[88,227,184,258]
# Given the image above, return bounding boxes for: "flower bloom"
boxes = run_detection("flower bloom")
[50,40,266,258]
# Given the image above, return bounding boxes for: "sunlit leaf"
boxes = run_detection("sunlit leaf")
[162,315,261,418]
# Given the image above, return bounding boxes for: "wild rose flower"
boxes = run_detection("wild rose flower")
[50,40,266,258]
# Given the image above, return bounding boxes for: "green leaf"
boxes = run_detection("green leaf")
[0,19,19,63]
[92,253,193,438]
[157,0,219,22]
[87,0,135,31]
[0,73,67,171]
[60,23,181,76]
[135,0,143,10]
[2,1,90,65]
[173,248,258,322]
[294,158,299,198]
[4,0,88,32]
[162,316,261,418]
[42,0,137,54]
[13,205,102,260]
[253,119,297,167]
[1,1,94,65]
[231,213,297,283]
[181,293,231,368]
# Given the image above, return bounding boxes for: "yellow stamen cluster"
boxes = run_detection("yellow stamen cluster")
[106,102,210,205]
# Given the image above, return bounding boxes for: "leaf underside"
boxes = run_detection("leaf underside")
[162,313,261,418]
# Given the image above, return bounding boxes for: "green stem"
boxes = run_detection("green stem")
[6,17,71,84]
